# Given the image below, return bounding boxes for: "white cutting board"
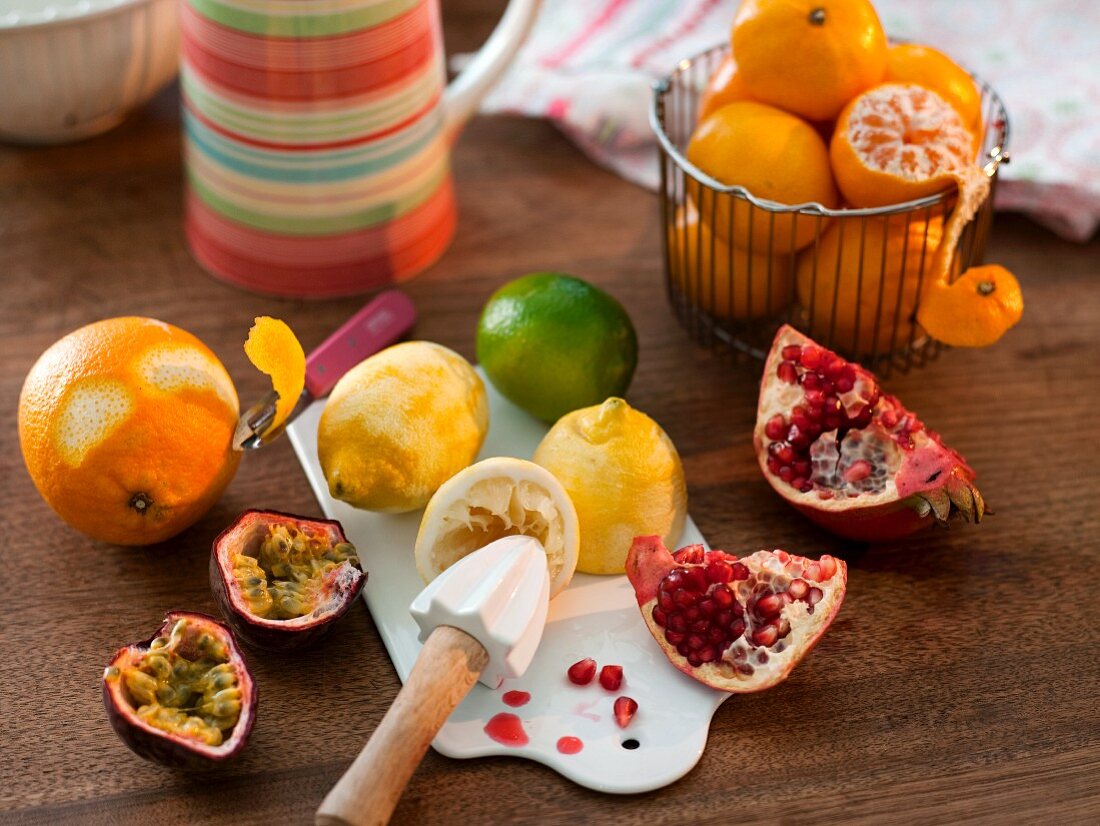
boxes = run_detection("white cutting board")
[286,373,728,794]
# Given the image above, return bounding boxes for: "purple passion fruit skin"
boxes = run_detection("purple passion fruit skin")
[210,510,366,652]
[102,611,256,769]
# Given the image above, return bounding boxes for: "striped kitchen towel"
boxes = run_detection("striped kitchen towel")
[466,0,1099,241]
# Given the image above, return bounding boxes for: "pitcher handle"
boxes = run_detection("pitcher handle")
[442,0,542,144]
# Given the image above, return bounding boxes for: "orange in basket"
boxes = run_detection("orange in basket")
[831,83,1022,346]
[885,43,982,131]
[686,101,838,252]
[795,213,945,353]
[697,53,755,122]
[670,202,791,320]
[732,0,888,121]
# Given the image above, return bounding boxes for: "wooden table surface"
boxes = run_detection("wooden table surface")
[3,5,1098,824]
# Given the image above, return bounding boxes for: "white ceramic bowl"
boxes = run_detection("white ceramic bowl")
[0,0,179,144]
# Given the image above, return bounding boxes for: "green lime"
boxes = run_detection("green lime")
[476,273,638,423]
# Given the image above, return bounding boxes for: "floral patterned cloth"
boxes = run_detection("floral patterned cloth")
[468,0,1098,241]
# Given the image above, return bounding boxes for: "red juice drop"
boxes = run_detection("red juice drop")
[502,690,530,707]
[556,736,583,755]
[484,713,528,747]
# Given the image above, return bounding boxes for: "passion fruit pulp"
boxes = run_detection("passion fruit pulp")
[102,611,256,768]
[211,510,366,651]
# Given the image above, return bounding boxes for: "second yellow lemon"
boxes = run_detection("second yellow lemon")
[533,398,687,575]
[317,341,488,513]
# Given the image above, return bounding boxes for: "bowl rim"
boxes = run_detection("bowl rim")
[0,0,165,32]
[650,41,1011,218]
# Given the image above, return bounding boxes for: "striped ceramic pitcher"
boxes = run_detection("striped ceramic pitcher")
[182,0,540,297]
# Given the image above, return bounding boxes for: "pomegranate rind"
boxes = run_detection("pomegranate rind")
[210,509,366,651]
[754,325,985,541]
[102,611,256,769]
[626,537,847,693]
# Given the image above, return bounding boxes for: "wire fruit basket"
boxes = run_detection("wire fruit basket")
[651,44,1010,376]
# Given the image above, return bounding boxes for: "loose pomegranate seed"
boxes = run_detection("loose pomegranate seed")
[599,665,623,691]
[614,696,638,729]
[777,360,799,383]
[567,658,596,685]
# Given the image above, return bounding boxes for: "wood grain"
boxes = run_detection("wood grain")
[1,2,1098,823]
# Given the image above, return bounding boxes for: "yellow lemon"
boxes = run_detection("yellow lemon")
[414,457,579,598]
[317,341,488,512]
[533,398,687,575]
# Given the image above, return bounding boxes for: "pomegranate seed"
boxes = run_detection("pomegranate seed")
[567,658,596,685]
[798,480,813,492]
[818,379,835,397]
[657,590,674,611]
[673,590,694,609]
[683,606,700,622]
[712,586,733,607]
[599,665,623,691]
[819,555,838,579]
[730,562,750,580]
[787,424,811,448]
[793,460,812,477]
[843,460,872,483]
[800,346,824,369]
[774,550,790,563]
[673,545,705,564]
[787,578,809,599]
[777,360,798,384]
[696,647,717,663]
[705,560,733,583]
[790,476,808,490]
[668,614,687,632]
[800,372,820,390]
[775,617,791,638]
[781,344,802,361]
[707,626,725,644]
[698,598,716,617]
[825,360,847,381]
[730,600,745,617]
[652,607,668,625]
[803,562,822,581]
[715,609,732,627]
[766,456,782,474]
[804,389,824,407]
[755,593,784,617]
[686,634,706,651]
[765,414,788,441]
[752,625,779,646]
[768,441,795,464]
[614,696,638,728]
[728,619,746,640]
[665,630,685,645]
[682,566,708,593]
[881,409,898,428]
[779,465,793,481]
[663,570,684,591]
[791,405,812,429]
[808,587,824,605]
[835,375,854,393]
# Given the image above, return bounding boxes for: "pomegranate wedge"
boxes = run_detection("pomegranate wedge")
[755,325,985,541]
[626,537,846,692]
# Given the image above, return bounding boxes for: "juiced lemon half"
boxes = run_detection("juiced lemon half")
[414,457,579,599]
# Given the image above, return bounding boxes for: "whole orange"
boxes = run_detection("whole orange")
[686,101,838,252]
[733,0,887,122]
[796,214,945,353]
[885,43,982,130]
[697,52,755,123]
[19,317,241,545]
[669,202,792,320]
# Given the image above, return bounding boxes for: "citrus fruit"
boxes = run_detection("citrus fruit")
[795,214,945,352]
[885,43,982,130]
[917,265,1023,347]
[732,0,887,121]
[686,101,838,252]
[18,317,241,545]
[669,201,792,320]
[317,341,488,513]
[244,316,305,431]
[830,83,984,209]
[697,52,755,122]
[831,83,1022,346]
[476,273,637,423]
[533,398,687,575]
[414,457,579,598]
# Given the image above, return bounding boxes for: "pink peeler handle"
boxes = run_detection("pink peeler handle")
[304,290,417,399]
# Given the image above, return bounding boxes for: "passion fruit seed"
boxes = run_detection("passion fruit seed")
[119,618,241,747]
[232,524,358,621]
[651,549,839,669]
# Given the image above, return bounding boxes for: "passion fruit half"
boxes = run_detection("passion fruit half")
[102,611,256,768]
[210,510,366,651]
